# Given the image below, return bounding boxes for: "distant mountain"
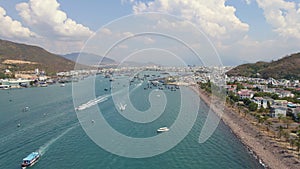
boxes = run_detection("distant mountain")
[0,39,77,75]
[62,52,116,66]
[226,52,300,79]
[118,61,161,67]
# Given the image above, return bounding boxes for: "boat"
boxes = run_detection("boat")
[157,127,169,133]
[39,82,48,87]
[118,103,127,111]
[21,152,40,168]
[22,106,29,112]
[60,83,65,87]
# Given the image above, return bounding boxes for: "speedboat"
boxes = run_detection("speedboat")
[21,152,40,168]
[118,103,127,111]
[157,127,169,133]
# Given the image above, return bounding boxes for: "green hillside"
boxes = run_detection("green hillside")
[226,52,300,79]
[0,39,76,75]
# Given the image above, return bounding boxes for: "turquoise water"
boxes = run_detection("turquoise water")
[0,76,263,169]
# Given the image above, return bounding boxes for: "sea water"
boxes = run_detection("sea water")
[0,75,263,169]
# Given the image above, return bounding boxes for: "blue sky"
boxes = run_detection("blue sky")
[0,0,299,66]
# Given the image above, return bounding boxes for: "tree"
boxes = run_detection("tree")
[278,114,284,122]
[283,131,290,142]
[283,116,292,129]
[267,101,271,109]
[237,105,242,114]
[297,113,300,122]
[266,121,272,132]
[244,109,249,118]
[236,83,244,91]
[243,98,252,106]
[258,107,266,113]
[248,102,258,111]
[257,115,265,126]
[277,125,284,139]
[296,130,300,152]
[290,139,296,149]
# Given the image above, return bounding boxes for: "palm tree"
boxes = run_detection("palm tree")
[257,115,266,128]
[266,121,272,132]
[277,125,284,140]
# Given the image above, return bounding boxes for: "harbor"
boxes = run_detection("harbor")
[0,74,263,169]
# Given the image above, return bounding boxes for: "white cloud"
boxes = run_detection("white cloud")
[245,0,251,5]
[143,36,155,44]
[16,0,93,40]
[256,0,300,38]
[0,6,36,39]
[131,0,249,40]
[122,31,134,37]
[100,28,112,35]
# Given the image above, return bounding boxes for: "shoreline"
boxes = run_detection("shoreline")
[190,86,299,169]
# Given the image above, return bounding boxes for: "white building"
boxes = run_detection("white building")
[237,89,254,99]
[253,97,268,109]
[270,105,286,118]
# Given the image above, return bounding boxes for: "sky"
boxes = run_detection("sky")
[0,0,299,66]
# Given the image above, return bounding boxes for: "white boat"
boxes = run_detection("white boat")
[21,152,40,168]
[118,103,127,111]
[60,84,65,87]
[157,127,169,133]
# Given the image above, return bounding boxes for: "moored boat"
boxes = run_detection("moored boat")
[21,152,40,168]
[157,127,169,133]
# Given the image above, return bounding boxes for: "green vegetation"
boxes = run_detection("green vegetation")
[198,81,300,157]
[253,92,279,100]
[0,72,14,79]
[242,98,258,111]
[226,52,300,79]
[0,39,77,75]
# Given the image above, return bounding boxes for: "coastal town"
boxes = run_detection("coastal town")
[2,0,300,168]
[1,65,300,168]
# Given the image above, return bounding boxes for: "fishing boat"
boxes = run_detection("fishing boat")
[21,152,40,168]
[157,127,169,133]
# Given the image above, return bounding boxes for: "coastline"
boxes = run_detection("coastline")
[191,86,300,169]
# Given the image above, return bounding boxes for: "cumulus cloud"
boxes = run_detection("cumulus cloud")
[0,6,36,39]
[256,0,300,38]
[131,0,249,40]
[16,0,93,40]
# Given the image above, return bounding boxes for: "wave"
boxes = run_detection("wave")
[75,81,143,111]
[37,124,78,156]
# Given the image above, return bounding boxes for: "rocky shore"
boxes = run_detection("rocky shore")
[191,86,300,169]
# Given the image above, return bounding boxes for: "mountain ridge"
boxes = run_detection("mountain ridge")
[0,39,76,75]
[226,52,300,79]
[62,52,116,66]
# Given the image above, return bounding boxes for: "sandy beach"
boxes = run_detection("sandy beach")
[191,86,300,169]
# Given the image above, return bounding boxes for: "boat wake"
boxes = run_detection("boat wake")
[37,124,78,156]
[75,95,109,111]
[75,81,143,112]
